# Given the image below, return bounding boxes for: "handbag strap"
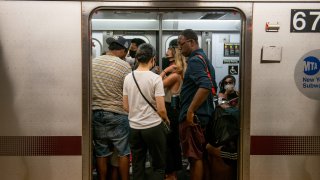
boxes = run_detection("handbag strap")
[196,54,217,95]
[132,71,157,112]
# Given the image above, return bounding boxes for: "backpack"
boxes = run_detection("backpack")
[207,106,240,147]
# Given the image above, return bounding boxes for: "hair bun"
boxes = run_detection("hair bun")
[136,54,146,61]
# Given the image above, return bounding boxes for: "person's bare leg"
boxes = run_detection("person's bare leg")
[190,159,203,180]
[118,155,130,180]
[96,157,108,180]
[206,143,221,157]
[165,172,177,180]
[203,157,211,180]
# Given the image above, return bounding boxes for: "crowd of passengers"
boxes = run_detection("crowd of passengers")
[92,29,239,180]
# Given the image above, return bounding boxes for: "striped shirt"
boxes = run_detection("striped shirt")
[92,55,131,114]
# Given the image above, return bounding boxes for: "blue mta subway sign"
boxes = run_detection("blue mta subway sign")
[295,50,320,100]
[304,56,320,75]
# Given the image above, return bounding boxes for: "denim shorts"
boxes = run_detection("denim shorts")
[92,110,130,157]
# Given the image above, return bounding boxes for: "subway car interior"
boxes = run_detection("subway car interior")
[91,9,242,179]
[91,10,242,90]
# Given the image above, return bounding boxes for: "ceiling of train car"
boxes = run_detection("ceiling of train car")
[91,10,241,31]
[92,11,158,20]
[92,10,241,20]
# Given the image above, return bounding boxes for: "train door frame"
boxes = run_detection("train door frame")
[82,2,253,180]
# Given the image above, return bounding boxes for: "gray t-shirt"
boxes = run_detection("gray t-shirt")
[123,71,165,129]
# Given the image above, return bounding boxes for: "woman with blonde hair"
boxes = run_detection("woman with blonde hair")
[160,39,186,180]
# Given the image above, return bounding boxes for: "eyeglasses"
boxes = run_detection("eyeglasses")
[225,81,234,84]
[178,39,192,49]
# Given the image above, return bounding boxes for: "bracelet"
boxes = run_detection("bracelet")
[162,70,167,75]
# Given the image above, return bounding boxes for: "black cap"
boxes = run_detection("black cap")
[131,38,146,47]
[106,36,129,50]
[169,39,178,48]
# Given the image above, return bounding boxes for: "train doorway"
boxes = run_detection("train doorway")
[83,3,253,179]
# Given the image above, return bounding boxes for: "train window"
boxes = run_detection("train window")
[165,36,178,50]
[90,9,243,180]
[91,38,103,59]
[91,11,159,30]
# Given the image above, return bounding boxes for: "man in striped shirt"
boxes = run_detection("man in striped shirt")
[92,36,131,180]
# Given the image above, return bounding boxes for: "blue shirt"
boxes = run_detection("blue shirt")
[179,49,217,125]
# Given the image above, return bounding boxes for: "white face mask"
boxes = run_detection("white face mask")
[224,84,234,90]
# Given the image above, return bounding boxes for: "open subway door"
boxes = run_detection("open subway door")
[84,1,320,180]
[85,3,251,180]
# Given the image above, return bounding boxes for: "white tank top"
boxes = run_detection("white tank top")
[164,73,183,103]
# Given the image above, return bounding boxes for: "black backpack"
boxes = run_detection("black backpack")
[207,106,240,147]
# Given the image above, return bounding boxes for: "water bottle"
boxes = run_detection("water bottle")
[171,94,180,109]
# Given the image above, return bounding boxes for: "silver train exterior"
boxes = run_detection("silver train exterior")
[0,1,319,180]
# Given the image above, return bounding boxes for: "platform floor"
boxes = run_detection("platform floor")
[92,160,190,180]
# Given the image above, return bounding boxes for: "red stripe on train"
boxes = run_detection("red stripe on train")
[0,136,81,156]
[251,136,320,155]
[1,136,319,156]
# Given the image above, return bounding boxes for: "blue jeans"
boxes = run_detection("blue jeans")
[92,110,130,157]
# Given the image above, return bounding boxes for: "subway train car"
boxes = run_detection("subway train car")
[0,0,319,180]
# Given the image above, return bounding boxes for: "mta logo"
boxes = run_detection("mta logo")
[304,56,320,75]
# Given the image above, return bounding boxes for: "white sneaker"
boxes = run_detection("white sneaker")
[145,161,151,168]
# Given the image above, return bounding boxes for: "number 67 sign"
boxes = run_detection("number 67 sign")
[291,9,320,32]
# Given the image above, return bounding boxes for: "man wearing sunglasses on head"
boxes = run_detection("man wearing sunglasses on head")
[177,29,217,180]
